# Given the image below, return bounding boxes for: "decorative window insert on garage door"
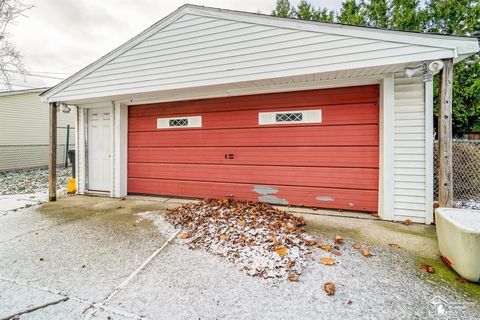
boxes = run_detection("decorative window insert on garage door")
[127,85,380,212]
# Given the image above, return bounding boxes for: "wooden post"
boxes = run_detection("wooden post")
[438,58,454,207]
[49,102,57,202]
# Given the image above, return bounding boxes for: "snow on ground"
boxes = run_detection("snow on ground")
[0,167,71,214]
[1,196,479,319]
[0,167,71,195]
[0,192,46,215]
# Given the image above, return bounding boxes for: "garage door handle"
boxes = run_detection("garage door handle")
[224,154,234,160]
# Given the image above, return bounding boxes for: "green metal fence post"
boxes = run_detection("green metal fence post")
[65,124,70,167]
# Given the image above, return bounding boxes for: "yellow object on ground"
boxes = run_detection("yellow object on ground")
[67,178,77,194]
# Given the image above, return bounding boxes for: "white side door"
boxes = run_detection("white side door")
[87,108,111,191]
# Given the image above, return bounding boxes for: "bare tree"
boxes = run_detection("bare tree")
[0,0,32,89]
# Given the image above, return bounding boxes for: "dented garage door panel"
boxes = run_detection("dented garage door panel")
[127,179,379,212]
[128,85,380,212]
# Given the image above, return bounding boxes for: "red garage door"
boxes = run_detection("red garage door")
[128,85,379,212]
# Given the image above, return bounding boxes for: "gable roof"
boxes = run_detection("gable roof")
[41,4,479,103]
[0,87,48,97]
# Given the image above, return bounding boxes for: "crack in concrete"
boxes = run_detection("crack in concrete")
[0,217,81,245]
[81,230,181,320]
[0,296,68,320]
[0,276,147,320]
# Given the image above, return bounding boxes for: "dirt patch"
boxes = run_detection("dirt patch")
[37,195,175,234]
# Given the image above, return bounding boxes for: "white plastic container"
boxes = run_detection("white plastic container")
[435,208,480,283]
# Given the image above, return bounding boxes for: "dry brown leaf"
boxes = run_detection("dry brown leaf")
[334,235,344,245]
[275,245,288,257]
[457,277,468,284]
[219,234,228,241]
[388,243,401,249]
[320,257,336,266]
[401,219,412,225]
[361,248,372,257]
[178,231,192,239]
[420,264,434,273]
[331,249,342,256]
[324,282,335,296]
[316,242,332,252]
[352,243,362,250]
[287,274,299,282]
[285,259,295,270]
[238,220,246,227]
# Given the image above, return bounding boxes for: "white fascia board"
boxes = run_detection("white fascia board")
[186,5,479,55]
[40,5,191,103]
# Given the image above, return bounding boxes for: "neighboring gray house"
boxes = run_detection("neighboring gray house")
[0,88,76,170]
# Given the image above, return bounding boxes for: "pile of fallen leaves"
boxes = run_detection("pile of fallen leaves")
[165,198,376,285]
[164,198,317,280]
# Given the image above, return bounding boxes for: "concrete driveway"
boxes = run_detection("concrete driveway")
[1,195,479,319]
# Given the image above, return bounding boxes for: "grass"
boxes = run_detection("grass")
[416,256,480,300]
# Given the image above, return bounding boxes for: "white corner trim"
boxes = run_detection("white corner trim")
[74,105,79,193]
[379,74,395,220]
[425,80,434,224]
[157,116,202,129]
[114,102,128,197]
[109,103,115,197]
[78,107,87,194]
[258,109,322,125]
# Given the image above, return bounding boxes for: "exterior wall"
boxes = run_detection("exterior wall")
[49,12,452,102]
[0,91,76,170]
[393,74,433,223]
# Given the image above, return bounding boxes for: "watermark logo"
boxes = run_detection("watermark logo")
[429,296,449,316]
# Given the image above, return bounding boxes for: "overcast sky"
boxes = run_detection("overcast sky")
[7,0,342,90]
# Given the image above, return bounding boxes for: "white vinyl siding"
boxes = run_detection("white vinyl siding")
[393,74,429,223]
[0,91,76,170]
[48,13,453,102]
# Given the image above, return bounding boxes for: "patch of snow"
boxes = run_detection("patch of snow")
[0,167,71,195]
[0,192,46,215]
[454,199,480,210]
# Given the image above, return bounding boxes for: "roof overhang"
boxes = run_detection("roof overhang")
[41,4,479,105]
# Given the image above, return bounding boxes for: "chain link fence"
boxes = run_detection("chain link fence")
[0,144,70,171]
[434,140,480,209]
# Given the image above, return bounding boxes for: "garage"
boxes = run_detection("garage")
[127,85,379,212]
[40,4,479,223]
